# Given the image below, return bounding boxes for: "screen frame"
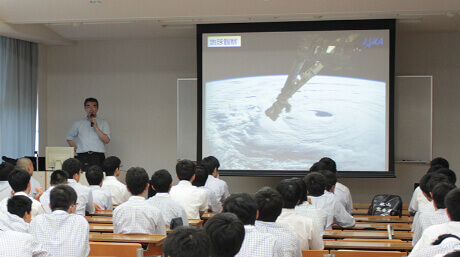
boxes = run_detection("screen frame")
[197,19,396,178]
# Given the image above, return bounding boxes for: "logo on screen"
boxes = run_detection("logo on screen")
[208,36,242,48]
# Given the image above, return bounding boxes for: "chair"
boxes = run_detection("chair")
[302,250,329,257]
[89,242,144,257]
[330,250,407,257]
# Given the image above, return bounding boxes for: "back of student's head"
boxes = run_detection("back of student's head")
[102,156,121,176]
[320,170,337,191]
[200,156,220,176]
[50,170,69,186]
[126,167,149,195]
[62,158,82,178]
[192,166,208,187]
[436,168,457,185]
[85,165,104,186]
[162,226,211,257]
[204,213,244,257]
[276,178,301,209]
[50,185,77,211]
[303,172,326,197]
[150,169,172,193]
[427,174,451,193]
[445,188,460,221]
[254,187,283,222]
[16,157,33,170]
[0,162,15,181]
[319,157,337,173]
[419,173,434,196]
[292,177,307,204]
[427,165,444,174]
[432,182,456,209]
[309,161,329,172]
[7,195,32,218]
[430,157,449,169]
[223,193,257,225]
[8,168,30,192]
[176,160,196,181]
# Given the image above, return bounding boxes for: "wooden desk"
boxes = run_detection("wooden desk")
[353,203,409,210]
[89,210,113,217]
[89,233,165,245]
[86,216,113,224]
[201,212,216,220]
[189,219,204,227]
[333,223,412,231]
[90,224,114,233]
[354,216,413,223]
[352,209,410,216]
[324,230,413,240]
[324,240,413,251]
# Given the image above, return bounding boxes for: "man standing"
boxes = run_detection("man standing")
[66,98,111,170]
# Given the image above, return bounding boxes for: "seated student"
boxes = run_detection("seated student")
[413,182,456,245]
[170,160,208,219]
[162,226,211,257]
[147,169,189,226]
[85,165,113,210]
[204,212,245,257]
[409,234,460,257]
[62,158,96,215]
[101,156,130,205]
[193,165,222,213]
[0,229,50,257]
[16,157,43,201]
[0,168,45,218]
[0,162,14,201]
[304,172,355,230]
[29,185,89,257]
[0,195,32,233]
[254,187,302,256]
[411,188,460,253]
[40,170,69,213]
[113,167,166,235]
[201,156,230,203]
[223,192,283,257]
[276,179,324,250]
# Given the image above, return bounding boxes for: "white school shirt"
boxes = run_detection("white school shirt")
[147,193,189,226]
[101,176,130,205]
[200,187,222,213]
[205,175,230,202]
[334,182,353,214]
[29,210,90,257]
[0,230,50,257]
[409,186,430,213]
[295,201,328,235]
[89,186,113,210]
[235,225,283,257]
[255,220,302,257]
[29,177,42,199]
[409,237,460,257]
[40,186,54,214]
[412,201,436,233]
[170,181,208,219]
[309,191,355,229]
[0,191,45,219]
[412,221,460,253]
[67,179,95,215]
[0,211,29,233]
[0,181,13,202]
[413,208,450,245]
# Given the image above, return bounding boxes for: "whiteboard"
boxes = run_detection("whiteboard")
[177,78,197,160]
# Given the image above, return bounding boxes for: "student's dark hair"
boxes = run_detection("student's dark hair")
[50,185,77,211]
[276,178,301,209]
[293,177,308,204]
[192,165,208,187]
[309,161,329,172]
[0,162,15,181]
[431,234,460,245]
[126,167,149,195]
[430,157,449,169]
[427,165,444,174]
[420,173,434,196]
[102,156,121,176]
[427,174,451,193]
[443,250,460,257]
[204,213,244,257]
[84,97,99,108]
[50,170,69,185]
[432,182,456,209]
[436,168,457,184]
[445,188,460,221]
[254,187,283,222]
[7,195,32,218]
[176,160,196,181]
[303,172,326,196]
[62,158,82,178]
[223,193,258,225]
[8,168,30,192]
[320,170,337,191]
[200,156,220,176]
[162,226,211,257]
[319,157,337,173]
[85,165,104,186]
[150,169,172,194]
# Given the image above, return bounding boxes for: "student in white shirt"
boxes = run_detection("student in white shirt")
[193,165,222,213]
[113,167,166,235]
[0,195,32,233]
[162,227,211,257]
[0,230,50,257]
[170,160,208,219]
[201,156,230,203]
[294,177,327,235]
[85,165,113,210]
[0,162,14,202]
[204,213,245,257]
[40,170,69,214]
[16,157,43,201]
[101,156,130,205]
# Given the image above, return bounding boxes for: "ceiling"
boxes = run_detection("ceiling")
[0,0,459,45]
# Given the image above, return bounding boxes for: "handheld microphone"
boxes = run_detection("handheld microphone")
[90,114,95,127]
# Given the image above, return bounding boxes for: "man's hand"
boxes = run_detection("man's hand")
[94,203,102,211]
[34,187,43,201]
[90,116,98,128]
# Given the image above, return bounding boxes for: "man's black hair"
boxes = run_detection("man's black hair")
[200,156,220,176]
[443,250,460,257]
[150,169,172,193]
[293,177,307,204]
[445,188,460,221]
[436,168,457,185]
[427,165,444,174]
[276,178,301,209]
[419,173,434,196]
[8,168,30,192]
[176,160,196,181]
[303,172,326,197]
[62,158,82,178]
[102,156,121,176]
[431,234,460,245]
[50,170,69,186]
[126,167,149,195]
[192,165,208,187]
[319,157,337,173]
[84,97,99,108]
[223,193,258,225]
[430,157,449,169]
[432,182,456,209]
[320,170,337,191]
[0,162,15,181]
[7,195,32,218]
[162,226,211,257]
[50,185,78,211]
[427,174,451,193]
[204,213,244,257]
[254,187,283,222]
[85,165,104,186]
[309,161,329,172]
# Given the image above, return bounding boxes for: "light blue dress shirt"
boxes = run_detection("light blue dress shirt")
[66,116,111,153]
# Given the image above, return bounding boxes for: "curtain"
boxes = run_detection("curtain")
[0,36,38,159]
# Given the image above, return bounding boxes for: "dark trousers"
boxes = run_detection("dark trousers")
[76,152,105,171]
